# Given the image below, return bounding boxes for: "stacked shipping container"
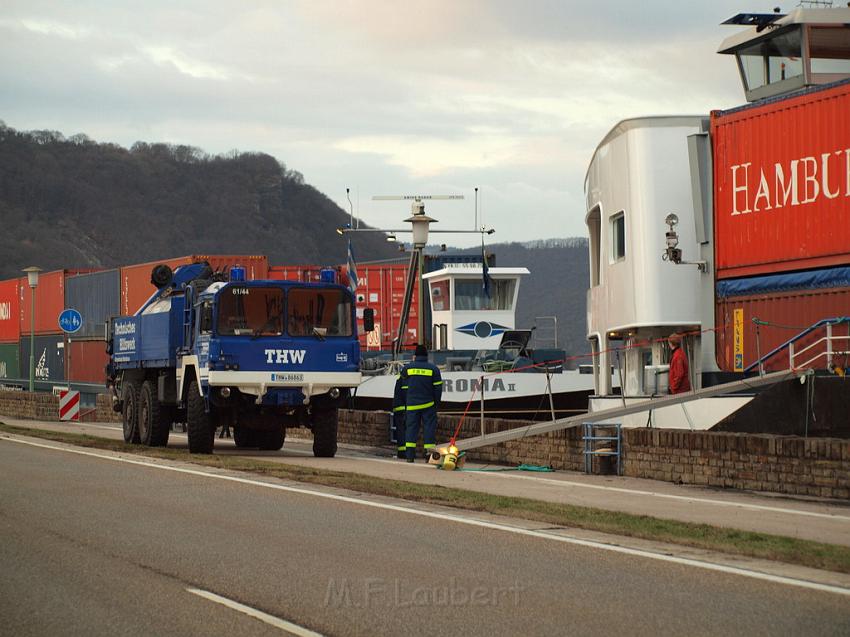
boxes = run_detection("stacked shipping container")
[353,263,419,351]
[65,269,121,383]
[0,251,496,382]
[0,255,270,387]
[711,80,850,372]
[0,278,21,382]
[120,254,268,316]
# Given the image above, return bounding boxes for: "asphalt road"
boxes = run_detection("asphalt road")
[1,438,849,637]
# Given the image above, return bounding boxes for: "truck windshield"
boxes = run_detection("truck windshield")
[287,288,352,337]
[217,286,284,336]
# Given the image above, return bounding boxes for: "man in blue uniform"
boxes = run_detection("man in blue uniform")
[391,374,407,459]
[401,344,443,463]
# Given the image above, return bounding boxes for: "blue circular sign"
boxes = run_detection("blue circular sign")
[59,308,83,334]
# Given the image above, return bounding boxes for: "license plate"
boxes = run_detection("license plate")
[271,373,303,382]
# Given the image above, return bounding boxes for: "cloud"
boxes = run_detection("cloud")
[140,46,231,81]
[0,0,774,247]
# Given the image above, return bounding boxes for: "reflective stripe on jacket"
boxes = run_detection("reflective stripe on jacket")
[400,355,443,410]
[392,375,407,412]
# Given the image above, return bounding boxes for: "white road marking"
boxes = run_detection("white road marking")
[3,434,849,598]
[187,588,324,636]
[19,422,850,521]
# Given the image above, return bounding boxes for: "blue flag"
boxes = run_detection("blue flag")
[482,238,491,298]
[347,239,358,295]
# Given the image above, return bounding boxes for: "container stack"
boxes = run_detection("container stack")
[711,81,850,372]
[0,278,21,384]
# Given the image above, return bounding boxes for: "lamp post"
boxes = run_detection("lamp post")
[337,194,494,353]
[22,267,42,392]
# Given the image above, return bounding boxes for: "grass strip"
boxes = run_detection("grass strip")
[2,421,849,575]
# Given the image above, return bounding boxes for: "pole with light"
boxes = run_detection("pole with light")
[22,266,42,392]
[337,194,494,352]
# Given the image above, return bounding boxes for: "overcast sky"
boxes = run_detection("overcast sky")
[0,1,782,247]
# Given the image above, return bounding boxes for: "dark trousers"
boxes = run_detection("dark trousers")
[392,411,406,457]
[405,406,437,460]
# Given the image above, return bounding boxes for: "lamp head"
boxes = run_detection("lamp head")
[22,266,42,288]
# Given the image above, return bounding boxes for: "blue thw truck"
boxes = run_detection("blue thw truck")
[107,262,365,455]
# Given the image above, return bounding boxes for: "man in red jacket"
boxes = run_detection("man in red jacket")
[668,333,691,394]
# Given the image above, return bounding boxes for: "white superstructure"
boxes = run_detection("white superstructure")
[584,116,715,401]
[423,265,529,350]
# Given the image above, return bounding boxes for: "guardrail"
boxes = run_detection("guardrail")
[744,317,850,375]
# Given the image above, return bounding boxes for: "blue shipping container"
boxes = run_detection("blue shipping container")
[65,269,120,339]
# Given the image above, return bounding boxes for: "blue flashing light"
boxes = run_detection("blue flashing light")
[230,266,246,282]
[320,268,337,284]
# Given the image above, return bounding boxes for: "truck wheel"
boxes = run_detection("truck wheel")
[312,408,338,457]
[257,428,285,451]
[121,382,141,444]
[139,380,171,447]
[233,428,257,448]
[187,380,214,454]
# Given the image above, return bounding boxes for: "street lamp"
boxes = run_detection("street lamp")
[22,266,42,392]
[338,194,495,354]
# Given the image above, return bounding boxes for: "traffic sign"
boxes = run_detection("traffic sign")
[59,308,83,334]
[59,389,81,421]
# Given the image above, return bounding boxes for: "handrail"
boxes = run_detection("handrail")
[743,316,850,374]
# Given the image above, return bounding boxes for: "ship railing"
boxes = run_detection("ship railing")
[744,317,850,375]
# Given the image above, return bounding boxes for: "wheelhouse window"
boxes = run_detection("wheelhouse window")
[454,279,515,311]
[217,286,283,336]
[287,288,352,337]
[587,206,601,286]
[809,27,850,75]
[611,212,626,262]
[736,28,803,90]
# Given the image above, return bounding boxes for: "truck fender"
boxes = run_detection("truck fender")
[177,358,202,403]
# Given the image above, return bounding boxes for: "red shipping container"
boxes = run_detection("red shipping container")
[712,81,850,279]
[267,265,342,283]
[68,339,109,383]
[0,278,21,343]
[120,255,269,315]
[715,286,850,373]
[352,263,419,351]
[19,269,95,336]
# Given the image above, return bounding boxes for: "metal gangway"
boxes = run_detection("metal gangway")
[450,317,849,452]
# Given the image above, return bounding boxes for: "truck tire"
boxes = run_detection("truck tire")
[233,427,257,448]
[121,382,141,444]
[312,408,338,457]
[139,380,171,447]
[187,380,214,454]
[257,428,285,451]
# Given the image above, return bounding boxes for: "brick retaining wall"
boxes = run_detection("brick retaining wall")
[0,389,117,423]
[324,410,849,499]
[2,393,847,499]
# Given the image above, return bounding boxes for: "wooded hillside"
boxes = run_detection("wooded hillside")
[0,122,398,280]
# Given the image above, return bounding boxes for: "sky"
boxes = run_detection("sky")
[0,1,785,247]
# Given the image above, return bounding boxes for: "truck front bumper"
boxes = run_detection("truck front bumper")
[206,371,362,404]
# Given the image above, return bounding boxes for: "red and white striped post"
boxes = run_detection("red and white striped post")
[58,389,80,422]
